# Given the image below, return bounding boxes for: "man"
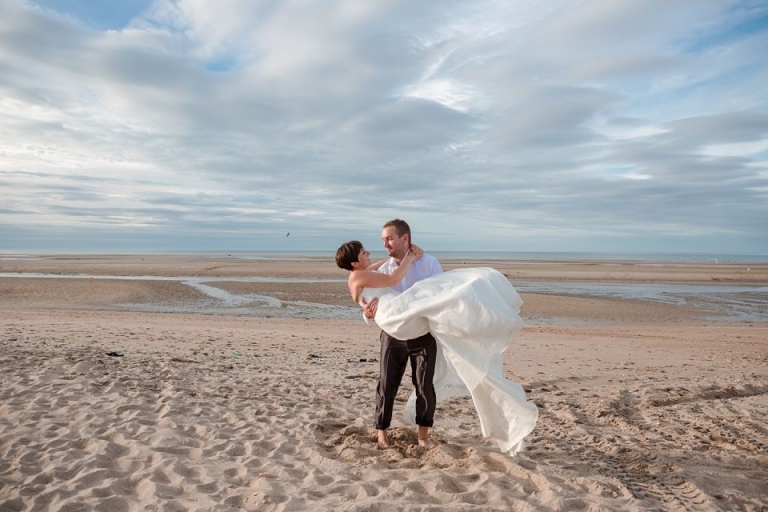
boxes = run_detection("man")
[363,219,443,449]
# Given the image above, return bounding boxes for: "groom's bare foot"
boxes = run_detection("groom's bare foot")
[377,429,389,449]
[417,426,434,450]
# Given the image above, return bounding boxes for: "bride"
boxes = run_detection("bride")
[336,240,538,454]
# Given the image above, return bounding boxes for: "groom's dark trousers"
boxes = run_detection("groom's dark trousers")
[375,331,437,430]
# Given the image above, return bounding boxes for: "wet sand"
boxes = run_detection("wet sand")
[1,255,767,511]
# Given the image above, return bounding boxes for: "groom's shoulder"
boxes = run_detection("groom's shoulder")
[421,252,439,263]
[420,252,443,271]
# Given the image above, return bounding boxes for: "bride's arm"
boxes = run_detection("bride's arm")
[367,244,422,270]
[351,252,414,288]
[366,259,387,271]
[349,248,420,302]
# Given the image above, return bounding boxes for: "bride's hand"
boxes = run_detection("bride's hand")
[409,244,423,260]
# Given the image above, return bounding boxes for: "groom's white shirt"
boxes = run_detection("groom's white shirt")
[376,253,443,292]
[363,252,443,325]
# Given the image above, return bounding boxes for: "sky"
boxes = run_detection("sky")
[1,0,767,255]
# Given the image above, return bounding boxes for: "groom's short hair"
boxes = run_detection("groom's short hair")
[383,219,411,244]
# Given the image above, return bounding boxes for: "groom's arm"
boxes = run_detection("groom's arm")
[362,297,379,323]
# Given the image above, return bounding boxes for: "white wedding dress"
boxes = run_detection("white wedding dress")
[361,267,538,454]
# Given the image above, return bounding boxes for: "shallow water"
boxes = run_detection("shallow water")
[512,280,768,322]
[2,273,766,322]
[0,273,357,320]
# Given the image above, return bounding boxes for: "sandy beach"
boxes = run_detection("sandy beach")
[1,255,767,511]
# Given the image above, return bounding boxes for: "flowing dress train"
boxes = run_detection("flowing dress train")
[362,267,538,454]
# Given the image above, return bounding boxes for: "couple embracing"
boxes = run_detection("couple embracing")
[335,219,538,454]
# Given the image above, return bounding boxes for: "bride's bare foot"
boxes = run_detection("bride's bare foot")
[417,426,434,450]
[377,429,389,449]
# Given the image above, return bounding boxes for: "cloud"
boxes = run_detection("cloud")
[0,0,767,254]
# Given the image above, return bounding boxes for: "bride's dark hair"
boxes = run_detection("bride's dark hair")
[335,240,363,271]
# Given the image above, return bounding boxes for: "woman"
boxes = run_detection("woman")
[335,240,424,304]
[336,240,538,454]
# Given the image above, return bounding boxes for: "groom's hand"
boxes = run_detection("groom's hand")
[362,297,379,319]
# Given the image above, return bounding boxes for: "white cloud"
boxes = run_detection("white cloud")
[0,0,766,254]
[702,139,768,158]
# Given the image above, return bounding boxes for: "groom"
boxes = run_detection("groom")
[363,219,443,449]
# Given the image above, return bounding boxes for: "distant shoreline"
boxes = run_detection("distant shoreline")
[2,249,768,263]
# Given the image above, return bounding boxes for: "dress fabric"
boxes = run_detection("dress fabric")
[360,267,538,454]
